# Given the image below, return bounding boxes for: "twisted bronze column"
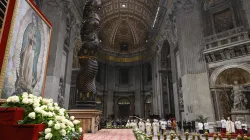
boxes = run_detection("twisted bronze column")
[75,0,101,108]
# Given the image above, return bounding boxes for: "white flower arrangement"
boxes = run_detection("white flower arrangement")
[133,129,151,140]
[2,93,82,140]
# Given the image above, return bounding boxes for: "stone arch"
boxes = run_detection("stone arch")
[117,97,131,105]
[210,64,250,87]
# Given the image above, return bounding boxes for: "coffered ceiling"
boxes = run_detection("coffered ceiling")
[99,0,160,54]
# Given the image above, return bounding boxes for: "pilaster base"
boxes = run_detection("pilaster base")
[68,109,102,133]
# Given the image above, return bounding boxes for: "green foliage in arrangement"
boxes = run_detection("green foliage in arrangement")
[2,93,83,140]
[133,129,151,140]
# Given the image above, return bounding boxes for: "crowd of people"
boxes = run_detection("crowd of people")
[125,118,177,136]
[196,117,248,134]
[101,116,248,135]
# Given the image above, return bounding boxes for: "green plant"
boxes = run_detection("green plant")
[195,115,209,123]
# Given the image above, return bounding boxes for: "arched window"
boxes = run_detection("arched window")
[118,97,131,105]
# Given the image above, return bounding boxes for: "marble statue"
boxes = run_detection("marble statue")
[58,78,65,108]
[220,81,249,111]
[138,119,145,132]
[145,119,152,135]
[229,81,248,110]
[178,86,184,109]
[152,119,159,136]
[226,117,235,133]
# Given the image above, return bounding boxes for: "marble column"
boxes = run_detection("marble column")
[41,1,66,102]
[175,0,215,121]
[152,53,164,117]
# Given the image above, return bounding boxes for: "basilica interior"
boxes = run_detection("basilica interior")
[28,0,250,122]
[2,0,250,139]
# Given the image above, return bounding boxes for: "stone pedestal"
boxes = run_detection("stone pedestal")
[230,110,250,123]
[68,109,102,133]
[74,101,97,109]
[231,110,250,133]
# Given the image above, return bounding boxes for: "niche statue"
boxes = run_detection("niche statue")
[222,81,249,111]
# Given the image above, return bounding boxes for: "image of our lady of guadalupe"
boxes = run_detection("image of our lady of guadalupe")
[13,13,41,95]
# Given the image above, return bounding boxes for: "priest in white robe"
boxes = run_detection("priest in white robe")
[138,119,145,132]
[145,119,152,135]
[152,119,160,136]
[126,120,131,128]
[226,117,235,133]
[235,118,243,134]
[221,117,227,133]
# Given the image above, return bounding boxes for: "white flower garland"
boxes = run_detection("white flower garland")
[3,92,83,140]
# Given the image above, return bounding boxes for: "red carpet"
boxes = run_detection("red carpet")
[84,129,136,140]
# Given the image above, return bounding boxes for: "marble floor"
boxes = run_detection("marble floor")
[84,129,137,140]
[84,129,240,140]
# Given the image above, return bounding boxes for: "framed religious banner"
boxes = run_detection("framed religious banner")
[0,0,52,100]
[0,0,16,70]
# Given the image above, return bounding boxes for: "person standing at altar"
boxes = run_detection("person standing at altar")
[130,120,135,129]
[226,117,235,133]
[153,119,160,136]
[221,117,227,133]
[242,121,248,134]
[167,118,172,130]
[134,119,138,130]
[204,121,209,133]
[198,121,204,134]
[139,119,145,132]
[172,118,177,132]
[126,119,131,128]
[235,118,243,134]
[145,119,152,135]
[160,119,167,134]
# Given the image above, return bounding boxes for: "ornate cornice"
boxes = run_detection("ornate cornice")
[173,0,197,13]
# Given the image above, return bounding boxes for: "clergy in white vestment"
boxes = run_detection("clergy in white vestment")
[152,119,160,136]
[160,119,167,134]
[204,122,209,133]
[198,122,204,134]
[242,121,248,134]
[139,119,145,132]
[235,119,243,134]
[226,117,235,133]
[145,119,152,135]
[221,117,227,133]
[126,120,131,128]
[134,119,139,130]
[130,120,135,129]
[167,119,172,130]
